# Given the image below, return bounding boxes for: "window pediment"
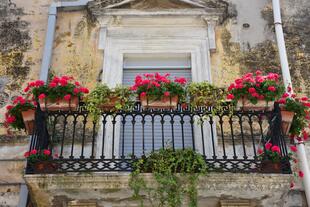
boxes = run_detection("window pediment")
[88,0,228,10]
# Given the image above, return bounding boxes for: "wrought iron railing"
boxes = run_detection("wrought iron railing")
[26,103,291,174]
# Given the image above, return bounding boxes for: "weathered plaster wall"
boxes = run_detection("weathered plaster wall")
[0,0,52,135]
[0,1,52,205]
[50,10,103,90]
[1,0,309,132]
[211,0,310,95]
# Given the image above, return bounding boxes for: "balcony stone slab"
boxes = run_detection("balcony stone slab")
[24,172,306,207]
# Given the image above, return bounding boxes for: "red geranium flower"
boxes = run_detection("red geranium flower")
[140,92,146,97]
[268,86,276,92]
[301,97,308,101]
[6,116,16,124]
[43,149,51,156]
[174,77,187,85]
[60,79,68,86]
[282,93,290,98]
[24,151,30,158]
[265,142,272,150]
[49,82,57,88]
[290,145,297,152]
[6,105,13,110]
[164,91,170,97]
[80,87,89,94]
[248,87,256,93]
[303,131,309,140]
[227,94,235,100]
[271,145,281,154]
[257,148,263,155]
[38,94,46,100]
[24,86,30,92]
[73,88,80,94]
[64,94,71,101]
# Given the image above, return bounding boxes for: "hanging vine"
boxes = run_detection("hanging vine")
[129,148,207,207]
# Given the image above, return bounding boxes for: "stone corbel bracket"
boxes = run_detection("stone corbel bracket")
[202,16,218,53]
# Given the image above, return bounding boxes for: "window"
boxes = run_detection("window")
[120,53,193,157]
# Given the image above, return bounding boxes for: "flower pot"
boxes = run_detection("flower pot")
[260,160,281,173]
[39,96,79,111]
[99,97,121,111]
[280,110,295,135]
[140,95,178,109]
[238,98,274,111]
[21,109,35,135]
[32,160,58,173]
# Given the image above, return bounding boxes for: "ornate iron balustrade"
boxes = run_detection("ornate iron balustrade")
[26,103,291,174]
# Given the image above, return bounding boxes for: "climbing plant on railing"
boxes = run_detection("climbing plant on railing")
[129,148,207,207]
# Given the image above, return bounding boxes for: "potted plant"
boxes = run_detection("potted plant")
[24,76,89,111]
[226,70,284,111]
[4,96,36,135]
[278,91,310,136]
[130,73,187,109]
[24,149,58,173]
[187,81,226,111]
[257,142,285,173]
[85,84,135,119]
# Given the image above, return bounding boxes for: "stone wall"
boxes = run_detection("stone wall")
[24,173,307,207]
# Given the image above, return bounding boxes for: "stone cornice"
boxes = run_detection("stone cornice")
[87,0,228,23]
[87,0,228,10]
[24,173,293,192]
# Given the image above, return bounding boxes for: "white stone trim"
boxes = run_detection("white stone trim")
[98,27,107,50]
[207,21,217,52]
[96,9,221,18]
[96,14,216,158]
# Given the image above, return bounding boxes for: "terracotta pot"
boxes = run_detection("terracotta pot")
[140,95,178,109]
[32,160,58,173]
[260,160,281,173]
[99,97,121,111]
[39,96,79,111]
[237,98,274,111]
[21,109,35,135]
[280,110,295,135]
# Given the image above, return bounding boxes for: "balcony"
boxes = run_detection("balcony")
[25,102,291,174]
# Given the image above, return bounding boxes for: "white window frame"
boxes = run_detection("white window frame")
[97,21,217,158]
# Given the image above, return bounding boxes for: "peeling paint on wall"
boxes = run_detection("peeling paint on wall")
[51,10,102,91]
[0,0,51,135]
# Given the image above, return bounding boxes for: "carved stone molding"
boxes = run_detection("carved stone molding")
[88,0,228,10]
[87,0,228,23]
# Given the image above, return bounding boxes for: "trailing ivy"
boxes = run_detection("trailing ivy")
[129,148,207,207]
